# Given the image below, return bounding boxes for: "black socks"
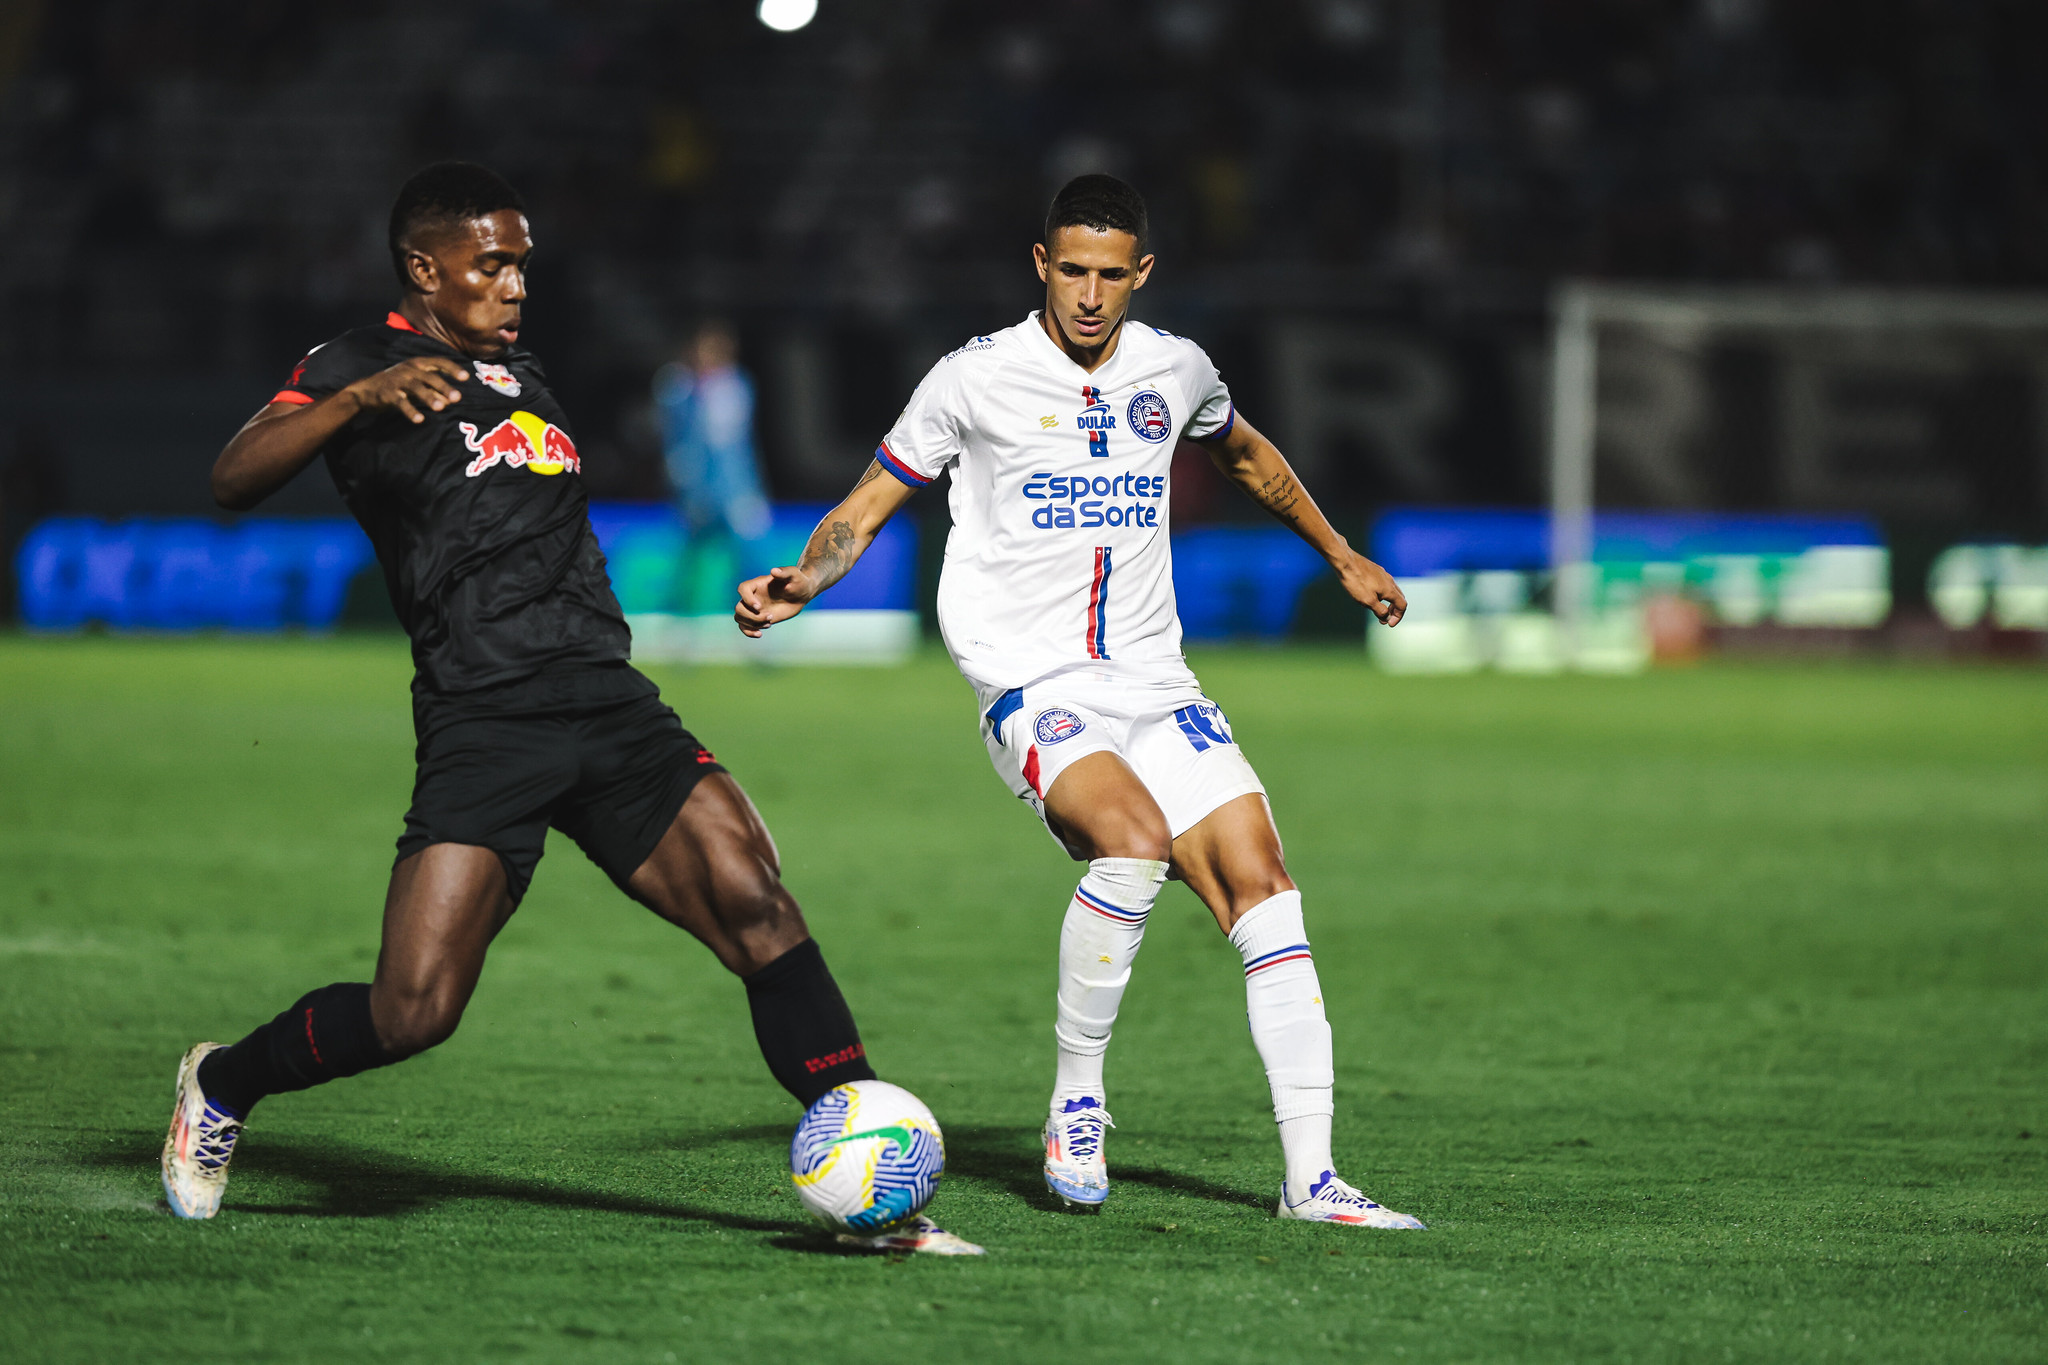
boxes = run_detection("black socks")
[194,944,870,1118]
[744,938,877,1107]
[196,982,395,1117]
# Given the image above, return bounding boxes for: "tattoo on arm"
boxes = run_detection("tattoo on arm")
[1253,470,1305,527]
[794,461,890,594]
[801,518,860,590]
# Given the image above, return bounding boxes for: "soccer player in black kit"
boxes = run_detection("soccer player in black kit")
[161,163,977,1254]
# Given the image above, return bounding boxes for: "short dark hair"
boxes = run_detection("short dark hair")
[388,162,525,287]
[1043,174,1149,255]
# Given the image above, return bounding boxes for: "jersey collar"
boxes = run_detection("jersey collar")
[385,310,421,334]
[1026,309,1130,385]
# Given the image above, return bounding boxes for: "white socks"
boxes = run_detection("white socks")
[1051,857,1168,1108]
[1048,872,1338,1195]
[1230,889,1336,1194]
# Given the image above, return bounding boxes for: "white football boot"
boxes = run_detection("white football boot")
[161,1042,244,1220]
[835,1215,986,1256]
[1043,1096,1113,1209]
[1277,1170,1426,1229]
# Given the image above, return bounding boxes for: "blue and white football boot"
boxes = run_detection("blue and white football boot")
[1278,1170,1426,1229]
[1043,1097,1113,1209]
[161,1042,244,1220]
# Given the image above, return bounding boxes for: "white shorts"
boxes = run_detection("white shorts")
[974,672,1266,843]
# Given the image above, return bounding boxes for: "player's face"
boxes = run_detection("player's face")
[410,210,532,357]
[1034,227,1155,355]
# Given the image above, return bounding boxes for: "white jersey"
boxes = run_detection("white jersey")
[876,312,1235,691]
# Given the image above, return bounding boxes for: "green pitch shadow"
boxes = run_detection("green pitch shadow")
[91,1132,811,1237]
[100,1121,1269,1243]
[939,1124,1269,1212]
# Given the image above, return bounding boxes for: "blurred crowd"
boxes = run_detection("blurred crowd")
[0,0,2043,510]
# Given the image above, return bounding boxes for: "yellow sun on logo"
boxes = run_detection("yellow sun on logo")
[508,411,566,474]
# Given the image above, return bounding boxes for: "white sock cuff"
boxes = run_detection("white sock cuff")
[1087,857,1168,892]
[1075,858,1167,925]
[1272,1084,1336,1123]
[1229,889,1308,964]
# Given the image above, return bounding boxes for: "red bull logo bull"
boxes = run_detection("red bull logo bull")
[460,411,580,478]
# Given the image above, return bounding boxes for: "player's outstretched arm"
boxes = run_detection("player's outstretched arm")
[734,459,917,637]
[1199,415,1407,626]
[211,357,471,510]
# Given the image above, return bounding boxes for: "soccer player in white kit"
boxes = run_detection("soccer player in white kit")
[737,175,1423,1229]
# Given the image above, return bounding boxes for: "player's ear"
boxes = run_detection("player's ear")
[1133,253,1155,290]
[1032,241,1051,283]
[404,247,440,295]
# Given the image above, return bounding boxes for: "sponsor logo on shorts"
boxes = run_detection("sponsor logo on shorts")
[1173,702,1235,752]
[1035,708,1087,744]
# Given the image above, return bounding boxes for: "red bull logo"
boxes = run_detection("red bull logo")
[460,411,580,478]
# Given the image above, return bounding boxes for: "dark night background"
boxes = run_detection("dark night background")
[2,0,2045,614]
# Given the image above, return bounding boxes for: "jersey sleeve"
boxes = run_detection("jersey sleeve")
[875,346,978,487]
[1174,340,1236,442]
[268,340,360,407]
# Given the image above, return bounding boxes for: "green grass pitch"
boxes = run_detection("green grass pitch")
[2,636,2044,1363]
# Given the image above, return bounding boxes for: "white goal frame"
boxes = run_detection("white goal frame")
[1546,282,2048,635]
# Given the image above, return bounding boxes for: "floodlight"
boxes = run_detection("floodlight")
[757,0,818,32]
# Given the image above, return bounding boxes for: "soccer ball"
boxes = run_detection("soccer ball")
[789,1080,945,1233]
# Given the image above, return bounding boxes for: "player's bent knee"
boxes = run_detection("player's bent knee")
[1061,806,1170,862]
[712,879,808,975]
[1212,869,1298,930]
[1107,819,1172,864]
[378,1010,460,1059]
[373,986,469,1058]
[1239,854,1295,902]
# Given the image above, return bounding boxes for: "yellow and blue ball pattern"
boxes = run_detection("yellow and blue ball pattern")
[790,1080,945,1233]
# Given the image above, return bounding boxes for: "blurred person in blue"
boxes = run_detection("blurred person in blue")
[655,321,772,615]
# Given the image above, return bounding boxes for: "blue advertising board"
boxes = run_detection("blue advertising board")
[19,505,1365,641]
[1370,507,1884,577]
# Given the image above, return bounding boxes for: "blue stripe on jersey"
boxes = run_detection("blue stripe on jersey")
[1086,547,1113,660]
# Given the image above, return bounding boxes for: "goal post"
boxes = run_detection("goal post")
[1545,281,2048,648]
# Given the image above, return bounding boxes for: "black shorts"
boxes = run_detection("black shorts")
[397,663,725,904]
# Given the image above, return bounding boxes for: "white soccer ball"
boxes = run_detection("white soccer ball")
[789,1080,945,1233]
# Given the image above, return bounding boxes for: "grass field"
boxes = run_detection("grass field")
[2,636,2044,1363]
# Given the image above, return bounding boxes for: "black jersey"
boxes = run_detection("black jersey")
[275,312,631,694]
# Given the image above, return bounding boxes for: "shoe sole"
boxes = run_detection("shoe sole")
[1046,1175,1108,1211]
[163,1173,204,1219]
[835,1232,987,1256]
[1276,1200,1426,1230]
